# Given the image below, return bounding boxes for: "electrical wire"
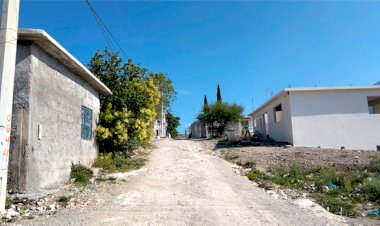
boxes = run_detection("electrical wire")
[84,0,128,59]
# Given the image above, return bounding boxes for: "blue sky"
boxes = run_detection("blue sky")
[17,1,380,132]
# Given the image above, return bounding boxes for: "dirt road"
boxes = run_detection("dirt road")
[22,140,347,226]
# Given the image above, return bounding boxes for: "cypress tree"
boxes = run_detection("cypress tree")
[217,84,222,103]
[203,95,209,112]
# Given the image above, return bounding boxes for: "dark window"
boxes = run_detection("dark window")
[368,97,380,114]
[273,104,282,122]
[377,146,380,151]
[81,106,92,140]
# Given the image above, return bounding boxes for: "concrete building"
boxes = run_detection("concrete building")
[9,29,111,192]
[249,86,380,151]
[153,110,167,138]
[189,120,207,138]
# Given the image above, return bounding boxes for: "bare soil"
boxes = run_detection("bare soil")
[201,140,380,171]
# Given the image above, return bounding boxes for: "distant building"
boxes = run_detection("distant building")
[190,120,207,138]
[153,110,167,138]
[9,29,112,192]
[249,86,380,151]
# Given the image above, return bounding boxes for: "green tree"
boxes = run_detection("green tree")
[217,84,222,103]
[89,49,160,152]
[166,111,180,138]
[203,95,209,112]
[147,72,176,111]
[198,101,244,137]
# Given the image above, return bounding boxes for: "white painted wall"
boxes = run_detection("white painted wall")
[251,92,293,143]
[290,89,380,150]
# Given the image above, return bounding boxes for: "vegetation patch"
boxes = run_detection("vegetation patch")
[241,158,380,218]
[94,152,146,173]
[57,196,71,206]
[70,163,93,186]
[224,152,239,161]
[5,197,12,209]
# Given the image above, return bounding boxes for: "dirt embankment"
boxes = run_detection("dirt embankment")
[201,140,380,171]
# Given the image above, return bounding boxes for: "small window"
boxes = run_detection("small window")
[81,106,92,140]
[273,104,282,122]
[368,97,380,114]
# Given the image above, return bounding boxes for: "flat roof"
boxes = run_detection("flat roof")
[18,29,112,96]
[249,85,380,116]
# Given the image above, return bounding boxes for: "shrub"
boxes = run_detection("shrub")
[243,161,256,169]
[94,153,117,172]
[315,168,337,191]
[369,158,380,173]
[70,163,93,186]
[224,152,238,161]
[94,153,145,172]
[246,170,270,181]
[289,164,306,181]
[312,194,360,217]
[361,177,380,202]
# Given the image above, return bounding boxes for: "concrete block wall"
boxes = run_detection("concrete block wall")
[10,43,100,192]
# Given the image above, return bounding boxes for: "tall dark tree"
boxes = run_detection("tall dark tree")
[203,95,209,112]
[217,84,222,103]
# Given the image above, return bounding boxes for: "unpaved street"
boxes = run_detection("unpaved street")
[22,140,347,226]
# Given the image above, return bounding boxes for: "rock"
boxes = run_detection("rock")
[4,208,20,219]
[322,186,329,193]
[36,201,43,206]
[48,204,56,211]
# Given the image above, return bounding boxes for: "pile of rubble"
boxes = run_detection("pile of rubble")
[1,183,97,222]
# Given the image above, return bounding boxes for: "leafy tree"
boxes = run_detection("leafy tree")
[89,49,160,152]
[217,84,222,103]
[166,111,180,138]
[198,101,244,137]
[147,72,176,111]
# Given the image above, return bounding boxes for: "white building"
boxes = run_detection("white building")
[249,86,380,151]
[153,110,167,138]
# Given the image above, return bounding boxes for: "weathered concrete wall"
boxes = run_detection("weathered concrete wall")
[251,92,293,144]
[10,43,100,192]
[290,89,380,150]
[9,42,33,192]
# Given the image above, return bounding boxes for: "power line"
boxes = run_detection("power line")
[84,0,128,58]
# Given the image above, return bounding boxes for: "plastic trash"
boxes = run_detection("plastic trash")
[369,209,380,216]
[329,184,338,189]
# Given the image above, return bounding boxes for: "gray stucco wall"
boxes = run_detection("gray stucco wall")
[251,92,293,144]
[10,43,100,192]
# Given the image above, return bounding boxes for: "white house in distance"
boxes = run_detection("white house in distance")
[153,110,167,138]
[249,85,380,151]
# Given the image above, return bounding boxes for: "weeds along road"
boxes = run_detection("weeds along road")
[24,140,347,226]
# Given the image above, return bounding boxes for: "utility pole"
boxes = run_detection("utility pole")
[0,0,20,212]
[161,99,164,137]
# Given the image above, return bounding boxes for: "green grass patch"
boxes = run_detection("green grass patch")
[5,197,12,209]
[94,152,145,173]
[224,152,238,161]
[70,163,93,186]
[312,193,360,217]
